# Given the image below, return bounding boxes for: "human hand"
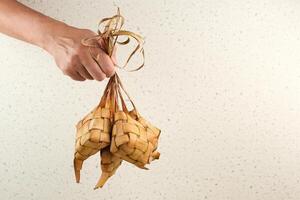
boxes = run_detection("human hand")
[0,1,116,81]
[45,25,116,81]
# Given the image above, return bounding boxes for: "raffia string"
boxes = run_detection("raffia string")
[81,7,145,72]
[81,7,144,113]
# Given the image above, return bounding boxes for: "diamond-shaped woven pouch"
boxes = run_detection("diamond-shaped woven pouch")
[107,74,161,169]
[110,110,160,169]
[129,109,161,153]
[73,84,113,183]
[73,9,161,189]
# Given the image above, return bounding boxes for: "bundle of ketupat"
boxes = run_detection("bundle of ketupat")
[73,8,161,189]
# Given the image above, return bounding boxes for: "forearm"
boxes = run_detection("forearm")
[0,0,68,50]
[0,0,115,81]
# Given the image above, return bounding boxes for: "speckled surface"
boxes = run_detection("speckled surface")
[1,0,300,199]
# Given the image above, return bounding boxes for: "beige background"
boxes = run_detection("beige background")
[1,0,300,199]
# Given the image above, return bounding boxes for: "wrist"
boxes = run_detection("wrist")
[38,19,74,55]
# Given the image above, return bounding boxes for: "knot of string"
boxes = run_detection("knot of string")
[81,8,145,72]
[84,8,144,115]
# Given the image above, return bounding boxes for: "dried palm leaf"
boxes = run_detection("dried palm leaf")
[94,146,122,189]
[109,75,161,169]
[73,82,113,183]
[74,8,161,189]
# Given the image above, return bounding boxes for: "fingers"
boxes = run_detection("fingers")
[64,51,114,82]
[96,38,116,76]
[59,37,116,82]
[111,46,117,66]
[95,48,115,78]
[60,61,86,81]
[80,52,106,81]
[53,28,118,82]
[76,64,93,80]
[68,70,86,81]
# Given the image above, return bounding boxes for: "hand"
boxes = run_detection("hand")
[45,25,116,81]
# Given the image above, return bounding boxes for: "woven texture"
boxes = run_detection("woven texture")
[73,9,161,189]
[73,74,161,189]
[94,147,122,189]
[110,111,160,169]
[129,110,161,152]
[74,106,112,183]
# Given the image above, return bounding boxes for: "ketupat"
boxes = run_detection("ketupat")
[110,110,160,169]
[110,75,161,169]
[73,8,161,189]
[74,80,114,183]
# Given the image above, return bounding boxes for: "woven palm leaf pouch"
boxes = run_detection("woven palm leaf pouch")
[74,79,114,183]
[110,75,161,170]
[73,8,161,189]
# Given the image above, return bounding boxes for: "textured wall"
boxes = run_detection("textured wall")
[1,0,300,199]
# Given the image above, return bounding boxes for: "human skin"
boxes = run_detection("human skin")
[0,0,116,81]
